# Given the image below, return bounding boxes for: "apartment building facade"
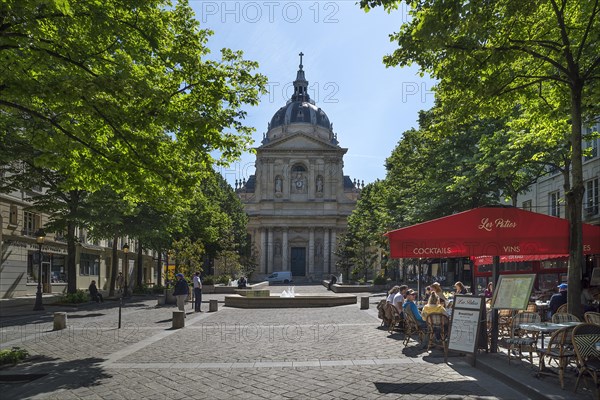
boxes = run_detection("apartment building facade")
[0,187,157,298]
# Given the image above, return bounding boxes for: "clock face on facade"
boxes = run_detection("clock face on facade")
[295,179,303,189]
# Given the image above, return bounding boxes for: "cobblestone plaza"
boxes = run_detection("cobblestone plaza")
[0,286,592,399]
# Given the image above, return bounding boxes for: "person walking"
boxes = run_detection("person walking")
[116,272,124,294]
[193,271,202,312]
[173,273,189,317]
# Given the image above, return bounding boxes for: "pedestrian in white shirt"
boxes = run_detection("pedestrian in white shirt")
[193,271,202,312]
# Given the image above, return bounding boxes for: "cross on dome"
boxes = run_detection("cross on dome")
[293,51,308,102]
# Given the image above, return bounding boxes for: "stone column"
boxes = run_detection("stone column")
[330,229,337,272]
[324,228,330,274]
[260,229,267,274]
[282,229,289,271]
[267,229,274,273]
[308,228,315,275]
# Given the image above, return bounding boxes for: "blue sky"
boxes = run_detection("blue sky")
[189,1,436,186]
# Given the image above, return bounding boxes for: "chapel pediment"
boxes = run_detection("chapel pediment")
[260,132,340,152]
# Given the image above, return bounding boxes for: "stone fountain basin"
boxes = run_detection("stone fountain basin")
[224,294,357,308]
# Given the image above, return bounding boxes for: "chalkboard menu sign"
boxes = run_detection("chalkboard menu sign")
[491,274,536,310]
[448,295,486,360]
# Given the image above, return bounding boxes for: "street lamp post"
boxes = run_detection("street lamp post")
[417,258,422,302]
[33,229,46,311]
[122,243,129,298]
[118,243,129,329]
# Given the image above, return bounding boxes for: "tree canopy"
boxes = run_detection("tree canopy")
[360,0,600,317]
[1,0,266,292]
[1,0,267,207]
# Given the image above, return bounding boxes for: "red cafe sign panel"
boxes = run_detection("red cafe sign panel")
[386,207,600,259]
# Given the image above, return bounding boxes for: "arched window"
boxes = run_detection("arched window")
[291,164,306,173]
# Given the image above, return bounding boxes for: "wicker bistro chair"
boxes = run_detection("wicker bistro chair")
[555,303,568,314]
[426,313,450,362]
[377,299,389,327]
[403,305,426,346]
[498,309,515,337]
[572,323,600,396]
[505,311,541,364]
[551,313,581,324]
[387,304,405,334]
[585,312,600,325]
[537,326,576,389]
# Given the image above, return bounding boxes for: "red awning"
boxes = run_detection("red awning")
[471,254,568,266]
[385,206,600,259]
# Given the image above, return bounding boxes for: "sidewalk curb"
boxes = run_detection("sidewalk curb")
[476,357,550,400]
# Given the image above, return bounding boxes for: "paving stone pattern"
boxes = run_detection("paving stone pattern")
[0,286,587,399]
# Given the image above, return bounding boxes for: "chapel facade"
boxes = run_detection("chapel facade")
[236,54,360,281]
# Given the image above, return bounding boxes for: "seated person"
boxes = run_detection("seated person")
[484,282,493,298]
[549,283,568,316]
[454,281,468,295]
[430,282,447,307]
[89,280,104,303]
[581,278,595,313]
[421,292,448,340]
[392,285,408,314]
[423,286,432,303]
[237,276,247,289]
[403,289,428,331]
[386,286,400,304]
[421,292,447,320]
[327,274,337,290]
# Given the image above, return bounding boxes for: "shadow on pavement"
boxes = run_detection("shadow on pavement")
[68,313,106,319]
[374,380,492,398]
[0,357,110,400]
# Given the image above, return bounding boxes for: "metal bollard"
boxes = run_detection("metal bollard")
[172,310,185,329]
[209,299,218,312]
[360,296,369,310]
[53,312,67,330]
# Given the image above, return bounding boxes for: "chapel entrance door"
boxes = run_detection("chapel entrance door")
[290,247,306,277]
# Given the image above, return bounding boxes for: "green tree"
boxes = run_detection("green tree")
[362,0,600,315]
[334,233,354,283]
[1,0,265,292]
[345,181,391,281]
[1,1,266,203]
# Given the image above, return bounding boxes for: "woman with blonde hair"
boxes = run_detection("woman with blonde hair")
[430,282,447,306]
[421,292,446,320]
[386,286,400,304]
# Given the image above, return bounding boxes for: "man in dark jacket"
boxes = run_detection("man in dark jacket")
[173,273,189,317]
[328,274,337,291]
[89,280,103,303]
[549,283,568,316]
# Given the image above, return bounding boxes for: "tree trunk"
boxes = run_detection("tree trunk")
[567,82,585,319]
[137,241,143,287]
[108,234,118,297]
[66,221,77,293]
[157,251,162,287]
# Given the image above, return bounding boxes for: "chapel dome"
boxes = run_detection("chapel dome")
[269,101,332,131]
[266,53,333,133]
